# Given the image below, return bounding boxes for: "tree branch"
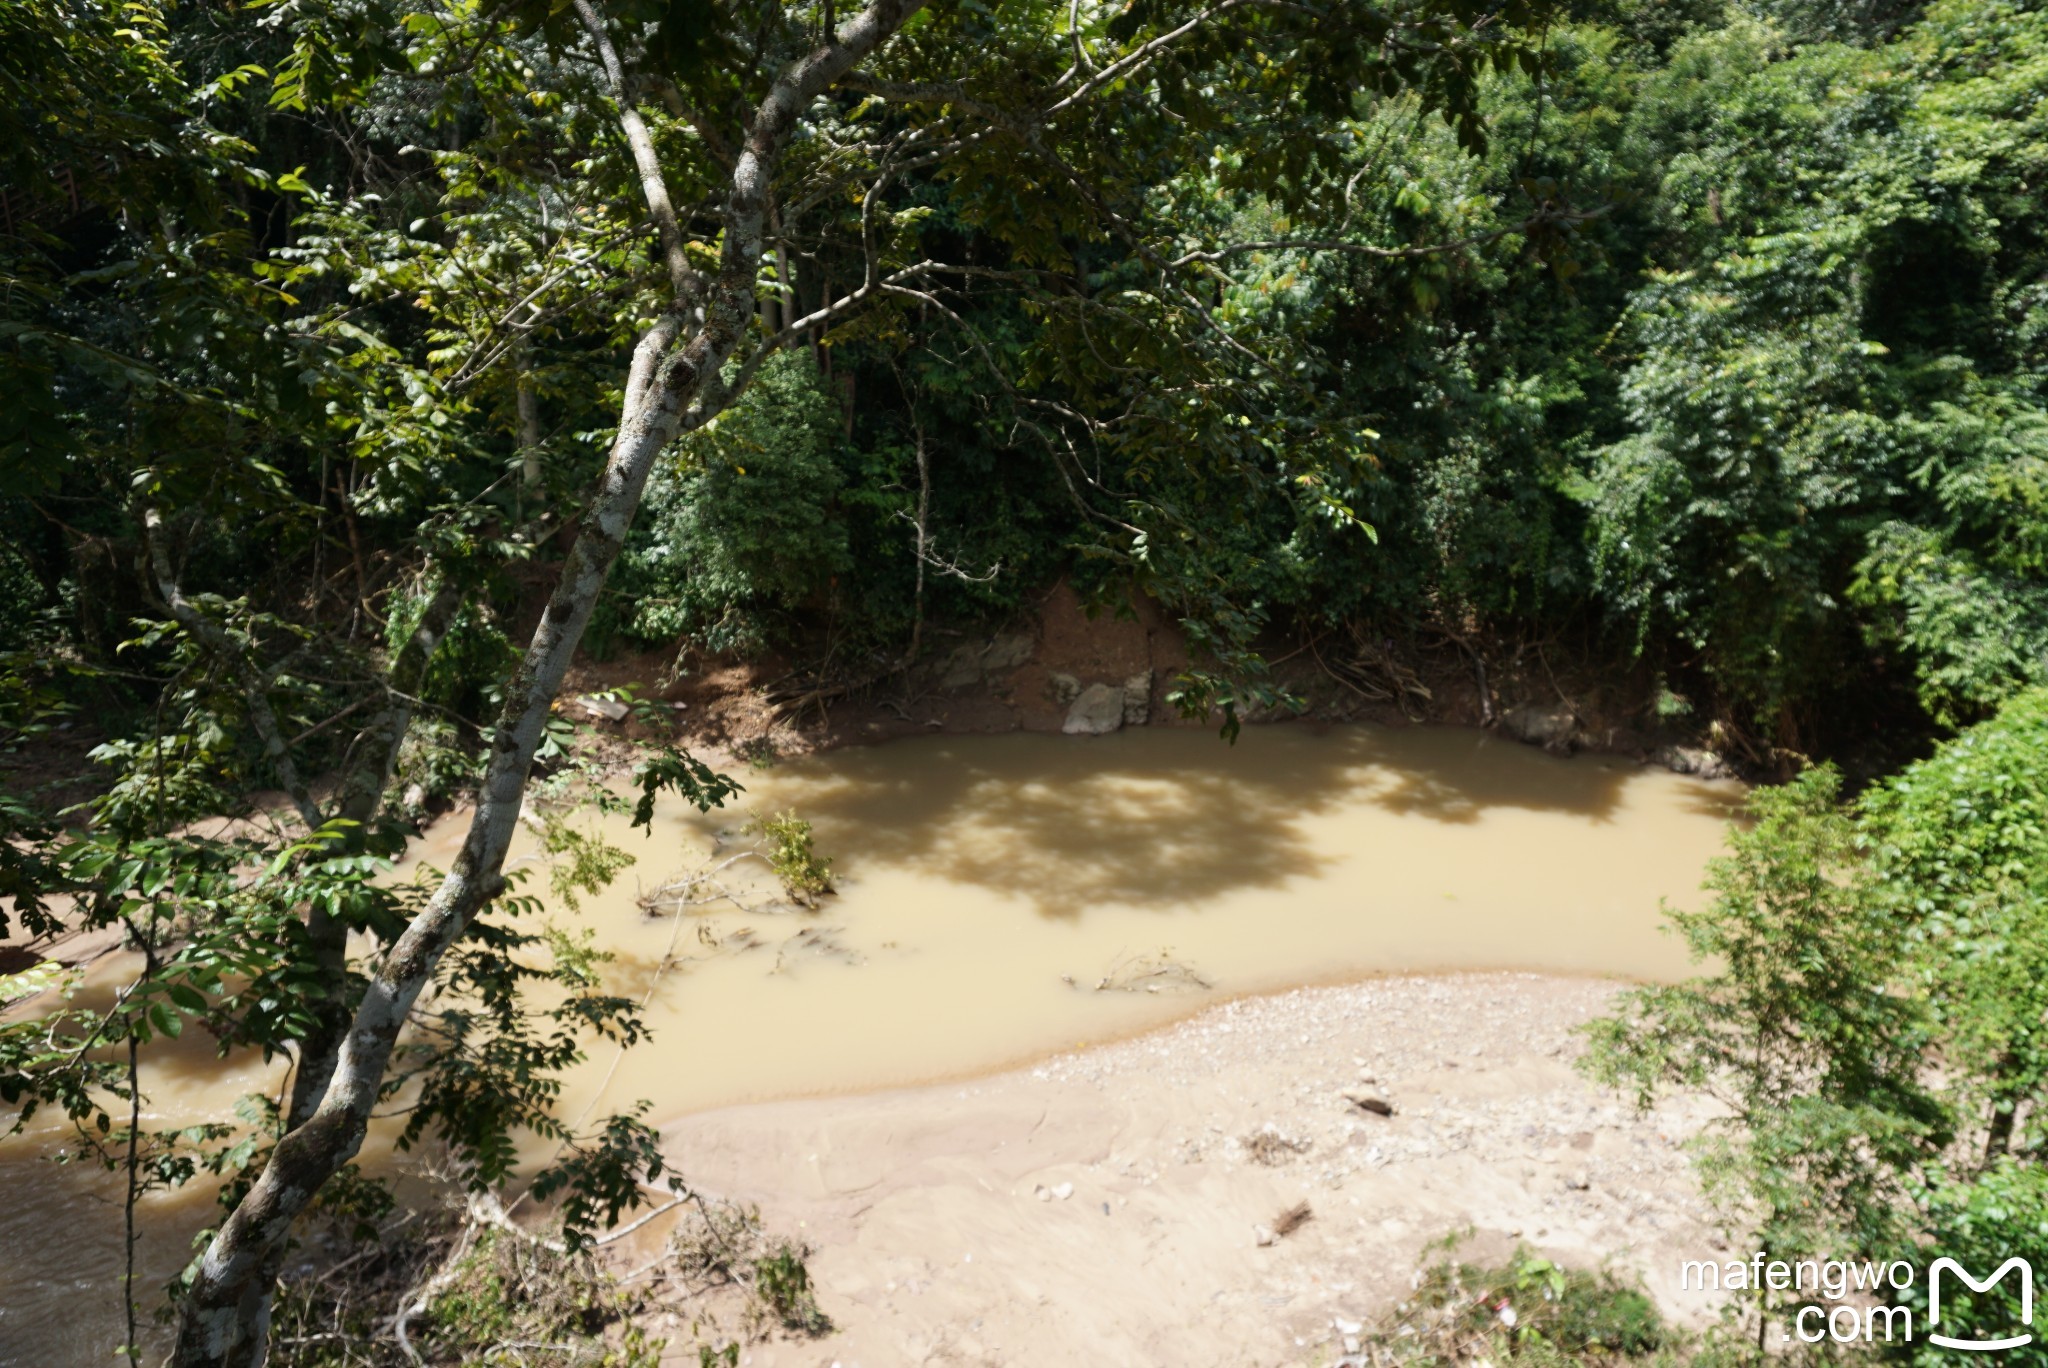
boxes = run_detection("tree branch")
[142,508,325,835]
[571,0,700,306]
[171,3,930,1360]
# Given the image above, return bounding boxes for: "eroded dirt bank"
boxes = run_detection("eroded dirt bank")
[565,580,1741,782]
[620,973,1720,1368]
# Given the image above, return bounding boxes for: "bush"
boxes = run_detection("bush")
[1862,687,2048,1155]
[611,353,850,657]
[1360,1239,1680,1365]
[747,809,833,906]
[1884,1161,2048,1367]
[751,1240,829,1335]
[1587,691,2048,1356]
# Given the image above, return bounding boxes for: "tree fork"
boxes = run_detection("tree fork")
[169,3,925,1361]
[288,576,467,1132]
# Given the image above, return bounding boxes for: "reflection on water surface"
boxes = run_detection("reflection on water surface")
[0,722,1741,1364]
[506,723,1741,1124]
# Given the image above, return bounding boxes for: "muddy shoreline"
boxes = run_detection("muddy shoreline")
[0,614,1746,1366]
[559,581,1740,786]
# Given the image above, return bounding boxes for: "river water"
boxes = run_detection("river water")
[0,722,1740,1363]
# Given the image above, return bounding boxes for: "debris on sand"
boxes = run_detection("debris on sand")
[1342,1090,1395,1117]
[1241,1126,1311,1166]
[1272,1200,1314,1237]
[1090,948,1211,994]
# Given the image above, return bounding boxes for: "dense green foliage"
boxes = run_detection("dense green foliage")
[1205,0,2048,742]
[8,0,2047,749]
[540,0,2048,746]
[1588,686,2048,1353]
[608,354,854,656]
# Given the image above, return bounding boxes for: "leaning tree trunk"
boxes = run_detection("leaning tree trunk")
[286,578,465,1132]
[168,3,923,1363]
[168,311,694,1368]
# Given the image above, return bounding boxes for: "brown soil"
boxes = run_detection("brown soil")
[564,581,1188,756]
[561,579,1676,777]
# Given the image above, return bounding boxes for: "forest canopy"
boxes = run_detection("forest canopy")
[5,0,2043,747]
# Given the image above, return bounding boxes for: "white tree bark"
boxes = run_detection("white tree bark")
[169,4,925,1362]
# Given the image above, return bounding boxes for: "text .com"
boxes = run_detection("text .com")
[1678,1255,2034,1350]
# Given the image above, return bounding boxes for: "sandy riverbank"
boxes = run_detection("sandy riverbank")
[619,972,1723,1367]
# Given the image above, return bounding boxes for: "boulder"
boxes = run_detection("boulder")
[1501,702,1577,754]
[983,632,1034,672]
[575,694,630,722]
[1652,745,1735,779]
[1063,682,1126,735]
[1047,671,1082,705]
[938,645,985,690]
[937,632,1035,690]
[1121,670,1153,727]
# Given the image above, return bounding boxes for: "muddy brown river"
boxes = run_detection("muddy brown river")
[0,723,1741,1363]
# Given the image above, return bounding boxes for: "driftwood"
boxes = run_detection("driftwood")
[1312,624,1434,720]
[1272,1200,1314,1237]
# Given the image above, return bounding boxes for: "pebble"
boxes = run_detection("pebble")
[1341,1091,1394,1117]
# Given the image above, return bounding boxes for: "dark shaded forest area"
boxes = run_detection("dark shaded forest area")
[6,0,2046,756]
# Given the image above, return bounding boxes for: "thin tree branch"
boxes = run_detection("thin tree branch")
[142,508,325,834]
[571,0,701,306]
